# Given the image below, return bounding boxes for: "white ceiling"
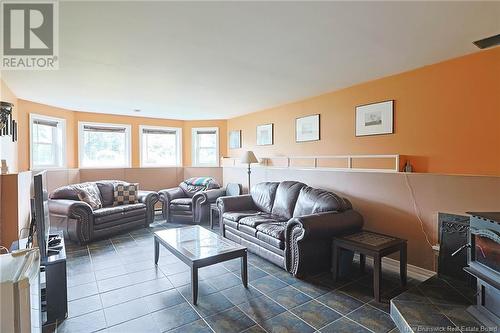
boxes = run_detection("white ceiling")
[2,1,499,120]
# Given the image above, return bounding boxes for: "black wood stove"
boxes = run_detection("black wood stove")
[465,212,500,327]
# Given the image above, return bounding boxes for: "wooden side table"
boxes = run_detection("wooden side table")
[332,230,407,302]
[209,203,219,229]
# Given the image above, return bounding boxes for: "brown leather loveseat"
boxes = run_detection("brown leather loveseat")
[49,180,158,244]
[218,181,363,277]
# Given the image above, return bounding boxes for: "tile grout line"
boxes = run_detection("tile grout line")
[60,228,160,329]
[216,261,270,333]
[60,244,106,332]
[153,232,216,333]
[195,259,274,333]
[163,288,216,333]
[98,228,199,331]
[229,259,387,333]
[98,234,124,328]
[314,302,376,333]
[187,261,268,333]
[227,266,323,332]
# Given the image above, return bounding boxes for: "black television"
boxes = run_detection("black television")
[33,171,50,261]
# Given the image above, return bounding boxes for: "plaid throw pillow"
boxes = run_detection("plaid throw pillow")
[74,183,102,210]
[113,183,139,206]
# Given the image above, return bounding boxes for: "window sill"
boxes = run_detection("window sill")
[139,165,182,168]
[78,166,132,169]
[31,166,67,171]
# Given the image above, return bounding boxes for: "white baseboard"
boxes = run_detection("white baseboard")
[354,253,435,282]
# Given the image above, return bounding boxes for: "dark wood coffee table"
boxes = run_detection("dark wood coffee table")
[332,230,407,302]
[154,225,248,305]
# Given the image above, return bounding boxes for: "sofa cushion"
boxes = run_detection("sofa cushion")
[96,181,121,207]
[271,181,305,219]
[94,203,146,225]
[256,223,286,250]
[256,222,286,240]
[171,198,192,206]
[250,182,279,213]
[223,219,239,230]
[256,232,285,250]
[170,198,192,211]
[293,186,349,217]
[222,210,260,222]
[94,213,146,230]
[239,224,258,237]
[50,184,80,201]
[239,215,278,228]
[94,203,145,217]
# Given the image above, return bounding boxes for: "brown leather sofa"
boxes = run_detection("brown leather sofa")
[49,181,158,244]
[218,181,363,277]
[158,178,221,223]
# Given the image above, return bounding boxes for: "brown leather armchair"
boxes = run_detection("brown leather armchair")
[218,181,363,277]
[49,180,158,244]
[158,178,221,223]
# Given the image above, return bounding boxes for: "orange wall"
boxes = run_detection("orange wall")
[227,48,500,176]
[183,120,227,167]
[15,99,227,170]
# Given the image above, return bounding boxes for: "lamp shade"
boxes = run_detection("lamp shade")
[240,151,258,164]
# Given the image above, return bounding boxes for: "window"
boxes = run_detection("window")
[140,126,182,167]
[79,122,131,168]
[192,127,219,166]
[30,114,66,169]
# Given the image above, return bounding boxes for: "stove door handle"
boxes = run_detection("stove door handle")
[451,243,471,257]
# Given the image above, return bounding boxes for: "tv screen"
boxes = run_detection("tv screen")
[33,171,50,260]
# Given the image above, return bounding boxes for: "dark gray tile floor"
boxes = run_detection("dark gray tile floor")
[44,216,415,333]
[390,276,487,333]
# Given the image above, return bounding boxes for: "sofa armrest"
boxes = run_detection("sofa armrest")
[285,210,363,277]
[217,194,256,214]
[158,187,185,202]
[287,210,363,241]
[49,199,92,217]
[137,190,159,225]
[158,187,186,220]
[49,199,94,244]
[193,188,227,206]
[137,190,158,204]
[191,189,226,223]
[205,188,228,203]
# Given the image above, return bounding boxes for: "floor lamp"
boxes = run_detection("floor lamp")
[240,151,258,193]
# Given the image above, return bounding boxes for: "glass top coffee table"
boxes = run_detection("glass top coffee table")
[153,225,248,305]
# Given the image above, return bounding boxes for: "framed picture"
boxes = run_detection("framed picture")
[229,130,241,149]
[256,123,273,146]
[296,114,320,142]
[355,100,394,136]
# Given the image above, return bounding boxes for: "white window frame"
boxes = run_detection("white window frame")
[29,113,66,170]
[78,121,131,168]
[139,125,182,167]
[191,127,219,167]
